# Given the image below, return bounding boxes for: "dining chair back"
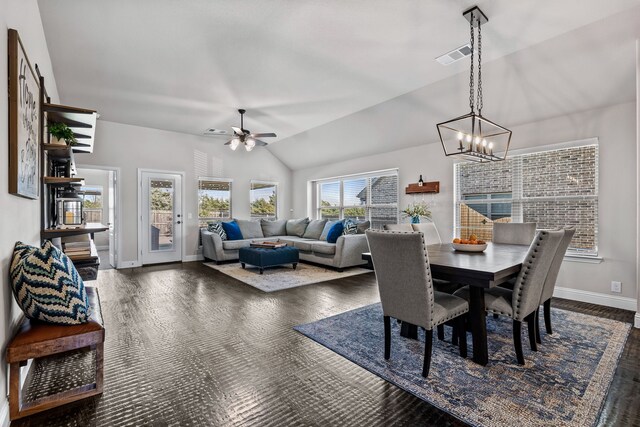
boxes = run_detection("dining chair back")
[511,229,564,322]
[539,226,576,335]
[493,222,537,245]
[366,230,435,329]
[365,229,469,376]
[411,222,442,245]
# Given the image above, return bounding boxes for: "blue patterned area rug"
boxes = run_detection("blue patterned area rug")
[294,304,630,427]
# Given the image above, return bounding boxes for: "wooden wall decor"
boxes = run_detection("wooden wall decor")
[405,181,440,194]
[8,29,41,199]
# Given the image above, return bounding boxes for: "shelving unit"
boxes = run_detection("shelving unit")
[39,76,105,280]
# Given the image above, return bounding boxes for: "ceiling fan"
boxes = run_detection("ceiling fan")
[224,109,277,152]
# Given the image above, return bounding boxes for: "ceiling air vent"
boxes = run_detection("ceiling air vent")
[435,43,472,65]
[203,128,228,136]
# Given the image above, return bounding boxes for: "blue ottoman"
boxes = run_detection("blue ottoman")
[238,246,300,274]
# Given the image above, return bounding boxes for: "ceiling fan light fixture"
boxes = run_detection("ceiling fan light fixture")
[245,144,254,152]
[230,138,240,151]
[436,6,512,163]
[245,138,256,148]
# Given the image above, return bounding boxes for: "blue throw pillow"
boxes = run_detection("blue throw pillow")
[10,241,91,325]
[221,220,243,240]
[327,222,345,243]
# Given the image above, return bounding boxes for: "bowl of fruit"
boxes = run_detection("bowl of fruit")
[451,235,488,252]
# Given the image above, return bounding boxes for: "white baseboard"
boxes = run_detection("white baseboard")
[118,260,142,269]
[0,397,8,427]
[635,313,640,329]
[183,254,204,262]
[553,286,637,311]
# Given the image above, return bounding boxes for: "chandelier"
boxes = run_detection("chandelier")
[436,6,512,162]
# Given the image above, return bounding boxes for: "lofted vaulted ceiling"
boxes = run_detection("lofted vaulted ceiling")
[38,0,640,169]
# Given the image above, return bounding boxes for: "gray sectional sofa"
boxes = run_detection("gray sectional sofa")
[201,218,370,271]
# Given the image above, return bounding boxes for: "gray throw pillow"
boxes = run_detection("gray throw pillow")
[319,220,343,241]
[261,219,287,237]
[234,219,264,239]
[286,218,310,237]
[356,220,370,234]
[302,219,327,240]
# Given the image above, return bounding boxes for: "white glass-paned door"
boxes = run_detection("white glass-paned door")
[141,171,183,264]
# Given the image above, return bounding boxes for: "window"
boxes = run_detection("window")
[80,186,103,223]
[198,178,232,227]
[454,143,599,255]
[250,181,278,219]
[316,170,398,229]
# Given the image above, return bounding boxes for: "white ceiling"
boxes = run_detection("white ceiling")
[38,0,640,169]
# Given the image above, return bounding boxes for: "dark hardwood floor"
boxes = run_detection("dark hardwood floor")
[12,262,640,426]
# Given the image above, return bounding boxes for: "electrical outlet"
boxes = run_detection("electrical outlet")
[611,281,622,293]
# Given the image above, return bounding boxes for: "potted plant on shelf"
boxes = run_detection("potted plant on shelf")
[402,201,432,224]
[48,122,77,146]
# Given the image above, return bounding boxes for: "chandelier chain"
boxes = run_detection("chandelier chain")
[477,16,483,114]
[469,17,475,114]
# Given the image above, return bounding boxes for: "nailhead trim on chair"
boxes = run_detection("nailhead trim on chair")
[513,232,546,320]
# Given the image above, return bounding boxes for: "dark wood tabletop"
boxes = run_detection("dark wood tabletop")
[425,243,529,288]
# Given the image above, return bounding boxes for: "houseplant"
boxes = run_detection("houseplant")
[402,201,432,224]
[48,122,77,146]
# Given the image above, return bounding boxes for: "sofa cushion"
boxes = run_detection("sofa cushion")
[207,221,227,240]
[356,220,370,234]
[343,219,358,235]
[221,221,243,240]
[311,242,337,255]
[222,240,252,250]
[293,240,314,252]
[302,219,327,239]
[320,220,343,241]
[260,219,287,237]
[234,219,264,239]
[384,223,413,231]
[327,222,345,243]
[286,218,310,237]
[10,241,91,325]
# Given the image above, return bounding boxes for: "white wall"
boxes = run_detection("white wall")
[293,102,637,301]
[77,120,293,263]
[0,0,59,422]
[76,168,110,248]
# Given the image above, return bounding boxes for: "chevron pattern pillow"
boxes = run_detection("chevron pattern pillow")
[343,219,358,235]
[10,241,91,325]
[207,221,227,240]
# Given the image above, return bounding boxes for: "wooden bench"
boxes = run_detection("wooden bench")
[6,287,105,421]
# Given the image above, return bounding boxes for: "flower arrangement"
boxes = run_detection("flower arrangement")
[402,202,432,223]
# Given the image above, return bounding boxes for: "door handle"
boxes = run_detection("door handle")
[176,221,182,224]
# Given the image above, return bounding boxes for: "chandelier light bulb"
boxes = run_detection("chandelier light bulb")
[465,134,472,143]
[457,132,464,141]
[482,139,487,147]
[488,141,494,149]
[474,136,480,144]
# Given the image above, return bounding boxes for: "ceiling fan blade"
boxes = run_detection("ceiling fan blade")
[224,140,233,145]
[254,139,269,146]
[250,132,277,138]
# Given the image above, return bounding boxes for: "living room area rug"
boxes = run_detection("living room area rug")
[294,303,631,427]
[204,262,372,292]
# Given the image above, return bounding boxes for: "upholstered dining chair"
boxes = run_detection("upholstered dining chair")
[365,230,469,377]
[537,226,575,341]
[454,229,563,365]
[493,222,537,245]
[410,222,442,245]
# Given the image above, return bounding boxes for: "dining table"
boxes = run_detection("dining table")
[362,242,530,366]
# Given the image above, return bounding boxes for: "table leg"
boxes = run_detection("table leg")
[400,321,418,339]
[469,286,488,365]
